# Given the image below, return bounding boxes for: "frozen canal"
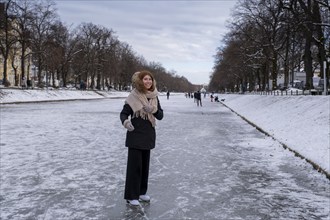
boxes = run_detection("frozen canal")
[0,94,329,219]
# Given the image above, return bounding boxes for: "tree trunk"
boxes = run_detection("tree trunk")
[284,30,290,86]
[2,58,8,85]
[61,65,67,87]
[304,33,313,89]
[272,52,278,90]
[312,2,327,80]
[96,73,101,90]
[20,41,25,79]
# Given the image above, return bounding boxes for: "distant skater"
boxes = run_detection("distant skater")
[167,91,170,100]
[196,90,202,107]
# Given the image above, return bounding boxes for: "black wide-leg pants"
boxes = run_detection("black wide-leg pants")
[124,148,150,200]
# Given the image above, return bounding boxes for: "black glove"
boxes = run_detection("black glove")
[123,119,134,131]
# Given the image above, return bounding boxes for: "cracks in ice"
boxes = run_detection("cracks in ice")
[124,204,150,220]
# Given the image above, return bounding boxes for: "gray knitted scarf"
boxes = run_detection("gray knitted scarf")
[125,88,158,127]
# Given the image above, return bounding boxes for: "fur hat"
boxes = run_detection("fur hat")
[131,70,156,93]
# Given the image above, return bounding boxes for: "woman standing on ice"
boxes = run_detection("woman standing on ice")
[120,70,163,206]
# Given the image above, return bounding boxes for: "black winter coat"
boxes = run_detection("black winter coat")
[120,97,163,150]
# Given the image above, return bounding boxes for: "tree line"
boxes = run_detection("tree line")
[0,0,195,92]
[209,0,330,93]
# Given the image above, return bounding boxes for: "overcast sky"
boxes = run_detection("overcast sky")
[54,0,238,85]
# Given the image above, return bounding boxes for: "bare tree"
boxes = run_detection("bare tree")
[2,0,196,91]
[211,0,329,92]
[29,0,57,86]
[0,0,16,86]
[282,0,329,88]
[10,0,34,84]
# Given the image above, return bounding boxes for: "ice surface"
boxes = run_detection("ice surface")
[0,94,329,219]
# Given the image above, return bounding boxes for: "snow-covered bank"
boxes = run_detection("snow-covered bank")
[219,94,330,176]
[0,89,329,177]
[0,88,128,104]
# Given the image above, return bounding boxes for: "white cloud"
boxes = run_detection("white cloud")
[55,0,237,84]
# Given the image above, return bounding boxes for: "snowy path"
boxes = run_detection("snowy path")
[0,95,329,219]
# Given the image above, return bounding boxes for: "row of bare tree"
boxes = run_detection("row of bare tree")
[209,0,330,92]
[0,0,195,92]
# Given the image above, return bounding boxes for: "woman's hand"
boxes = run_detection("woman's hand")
[143,104,156,113]
[123,119,134,131]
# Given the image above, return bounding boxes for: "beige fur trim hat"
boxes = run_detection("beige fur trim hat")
[131,71,156,92]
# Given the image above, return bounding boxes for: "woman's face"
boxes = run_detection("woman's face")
[142,75,153,90]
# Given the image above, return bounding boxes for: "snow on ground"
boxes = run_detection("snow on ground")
[0,88,128,103]
[1,92,329,219]
[218,94,330,176]
[0,89,329,177]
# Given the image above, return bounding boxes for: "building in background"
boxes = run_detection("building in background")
[0,2,32,87]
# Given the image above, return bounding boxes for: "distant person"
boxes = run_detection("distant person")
[196,90,202,107]
[166,91,170,100]
[21,77,27,89]
[27,79,31,89]
[120,70,164,206]
[210,93,214,102]
[214,96,219,102]
[193,91,197,103]
[80,80,86,90]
